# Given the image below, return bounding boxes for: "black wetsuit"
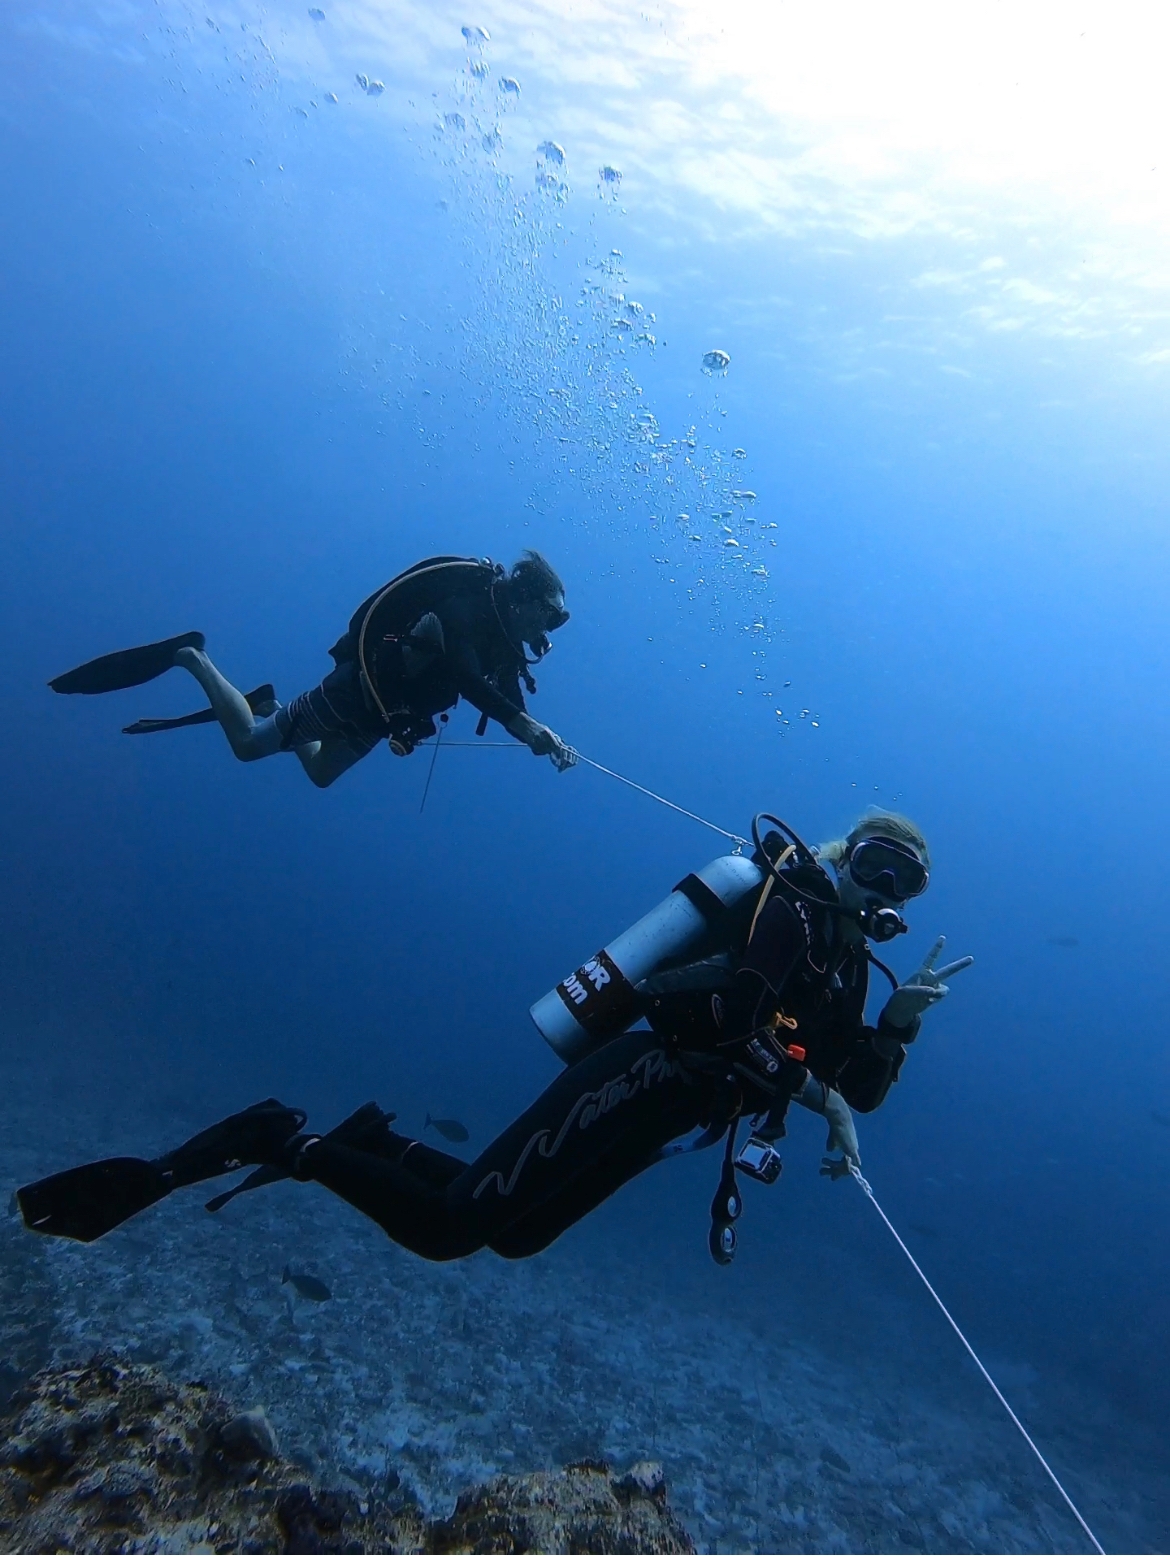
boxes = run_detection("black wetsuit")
[300,859,918,1261]
[275,558,532,759]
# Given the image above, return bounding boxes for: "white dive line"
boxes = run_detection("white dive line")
[428,741,749,849]
[849,1166,1106,1556]
[572,753,748,847]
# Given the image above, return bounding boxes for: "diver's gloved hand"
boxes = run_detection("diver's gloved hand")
[881,935,974,1033]
[505,713,577,771]
[546,736,577,772]
[823,1090,860,1168]
[793,1072,860,1170]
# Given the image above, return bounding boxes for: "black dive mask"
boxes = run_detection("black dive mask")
[523,599,570,660]
[848,836,929,901]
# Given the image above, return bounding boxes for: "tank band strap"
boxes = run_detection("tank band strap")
[673,872,727,923]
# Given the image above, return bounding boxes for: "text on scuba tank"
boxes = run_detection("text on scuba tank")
[561,956,611,1006]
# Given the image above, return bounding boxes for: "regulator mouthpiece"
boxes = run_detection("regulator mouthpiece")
[858,905,909,942]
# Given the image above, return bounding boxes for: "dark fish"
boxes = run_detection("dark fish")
[1151,1111,1170,1130]
[1048,936,1080,948]
[282,1265,332,1302]
[908,1222,940,1240]
[425,1113,470,1144]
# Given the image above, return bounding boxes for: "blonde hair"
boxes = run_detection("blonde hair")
[818,807,931,869]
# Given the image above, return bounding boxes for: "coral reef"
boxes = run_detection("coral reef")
[431,1458,692,1554]
[0,1358,694,1554]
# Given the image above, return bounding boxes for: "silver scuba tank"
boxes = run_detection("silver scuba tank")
[530,852,765,1065]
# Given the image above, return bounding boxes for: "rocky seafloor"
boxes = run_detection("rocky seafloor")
[0,1357,693,1553]
[2,1077,1167,1555]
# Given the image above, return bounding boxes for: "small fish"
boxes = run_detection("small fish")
[1151,1111,1170,1129]
[908,1222,940,1240]
[282,1266,332,1302]
[426,1113,470,1143]
[1048,935,1080,948]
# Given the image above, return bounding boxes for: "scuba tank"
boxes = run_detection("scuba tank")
[530,852,764,1065]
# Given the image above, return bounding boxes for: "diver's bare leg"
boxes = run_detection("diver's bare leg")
[174,646,366,787]
[173,647,284,761]
[292,739,366,789]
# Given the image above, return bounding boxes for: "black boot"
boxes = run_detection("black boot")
[204,1102,396,1214]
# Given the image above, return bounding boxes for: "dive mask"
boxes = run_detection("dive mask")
[542,596,570,632]
[848,836,929,902]
[526,597,569,659]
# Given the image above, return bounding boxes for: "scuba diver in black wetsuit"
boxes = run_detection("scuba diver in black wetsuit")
[17,811,973,1265]
[47,552,576,786]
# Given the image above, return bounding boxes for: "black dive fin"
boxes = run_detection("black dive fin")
[49,631,207,696]
[205,1164,285,1214]
[17,1158,171,1243]
[204,1101,394,1215]
[123,684,276,737]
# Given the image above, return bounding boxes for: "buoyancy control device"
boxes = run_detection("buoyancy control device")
[530,852,765,1065]
[347,556,498,725]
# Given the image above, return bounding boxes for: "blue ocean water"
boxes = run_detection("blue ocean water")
[2,3,1169,1550]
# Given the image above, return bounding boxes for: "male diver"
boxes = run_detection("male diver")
[17,811,972,1264]
[48,552,576,787]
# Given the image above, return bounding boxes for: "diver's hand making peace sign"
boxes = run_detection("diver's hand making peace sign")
[881,935,974,1032]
